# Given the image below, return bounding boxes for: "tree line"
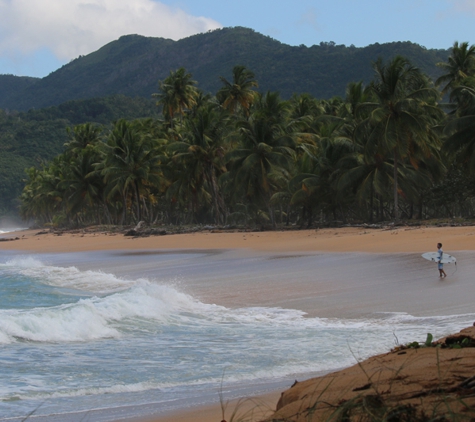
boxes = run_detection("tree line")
[19,42,475,229]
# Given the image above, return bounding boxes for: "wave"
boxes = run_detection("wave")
[3,257,139,293]
[0,227,27,234]
[0,280,473,345]
[0,281,209,343]
[1,257,474,347]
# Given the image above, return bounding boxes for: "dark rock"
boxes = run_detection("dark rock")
[0,237,19,242]
[149,229,167,235]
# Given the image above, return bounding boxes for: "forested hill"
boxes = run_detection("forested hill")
[0,95,158,214]
[0,75,39,110]
[0,27,449,111]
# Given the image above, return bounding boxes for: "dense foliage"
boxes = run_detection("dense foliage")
[0,95,158,215]
[18,44,475,228]
[0,27,448,111]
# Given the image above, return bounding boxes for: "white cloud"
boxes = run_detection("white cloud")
[0,0,221,61]
[296,7,320,33]
[447,0,475,15]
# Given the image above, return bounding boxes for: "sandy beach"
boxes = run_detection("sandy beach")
[2,224,475,254]
[1,225,474,421]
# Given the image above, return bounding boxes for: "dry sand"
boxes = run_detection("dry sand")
[1,225,475,421]
[2,225,475,254]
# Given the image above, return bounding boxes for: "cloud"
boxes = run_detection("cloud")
[0,0,221,61]
[296,7,320,33]
[447,0,475,15]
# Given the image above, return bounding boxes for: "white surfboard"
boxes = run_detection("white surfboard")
[422,252,457,264]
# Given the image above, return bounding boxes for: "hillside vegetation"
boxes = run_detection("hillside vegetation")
[0,96,157,214]
[0,27,448,111]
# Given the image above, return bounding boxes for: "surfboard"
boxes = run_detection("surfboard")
[422,252,457,264]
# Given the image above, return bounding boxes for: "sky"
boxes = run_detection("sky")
[0,0,474,78]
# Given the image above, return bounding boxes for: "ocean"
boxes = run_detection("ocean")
[0,246,473,421]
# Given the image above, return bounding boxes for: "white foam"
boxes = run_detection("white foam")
[0,279,222,343]
[5,256,44,268]
[4,257,139,293]
[34,381,160,400]
[1,277,471,345]
[0,227,27,234]
[0,300,120,343]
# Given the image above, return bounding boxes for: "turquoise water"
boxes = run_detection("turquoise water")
[0,251,473,421]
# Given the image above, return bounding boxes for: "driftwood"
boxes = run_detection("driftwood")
[124,228,168,237]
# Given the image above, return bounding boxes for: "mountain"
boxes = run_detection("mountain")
[0,75,39,110]
[0,27,449,112]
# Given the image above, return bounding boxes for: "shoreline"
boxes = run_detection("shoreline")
[1,225,474,421]
[2,225,475,254]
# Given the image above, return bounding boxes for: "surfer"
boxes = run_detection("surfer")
[437,243,447,278]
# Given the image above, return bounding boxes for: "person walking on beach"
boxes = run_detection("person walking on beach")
[437,243,447,278]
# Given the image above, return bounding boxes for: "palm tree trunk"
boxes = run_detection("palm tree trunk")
[121,191,127,226]
[103,202,112,225]
[393,151,399,221]
[300,206,306,228]
[207,167,225,225]
[268,206,276,230]
[306,206,313,228]
[134,181,141,222]
[369,182,374,222]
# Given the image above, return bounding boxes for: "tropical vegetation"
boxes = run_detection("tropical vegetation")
[16,42,475,228]
[0,95,158,217]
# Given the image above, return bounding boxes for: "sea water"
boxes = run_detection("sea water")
[0,228,26,235]
[0,252,474,421]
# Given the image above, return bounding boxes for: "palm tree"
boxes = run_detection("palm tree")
[20,159,64,224]
[60,151,107,224]
[61,123,106,224]
[100,119,163,223]
[360,56,443,220]
[167,105,230,224]
[443,82,475,173]
[64,123,102,155]
[226,92,295,228]
[341,81,373,119]
[217,65,258,116]
[153,68,198,127]
[436,42,475,95]
[289,93,324,120]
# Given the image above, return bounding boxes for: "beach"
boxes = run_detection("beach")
[3,224,475,254]
[0,225,474,421]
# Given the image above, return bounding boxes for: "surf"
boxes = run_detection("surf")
[1,255,474,420]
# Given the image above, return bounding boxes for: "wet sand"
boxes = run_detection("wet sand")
[1,225,474,421]
[2,226,474,320]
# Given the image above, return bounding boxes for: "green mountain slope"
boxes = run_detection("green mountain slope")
[0,27,449,111]
[0,75,39,110]
[0,95,158,213]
